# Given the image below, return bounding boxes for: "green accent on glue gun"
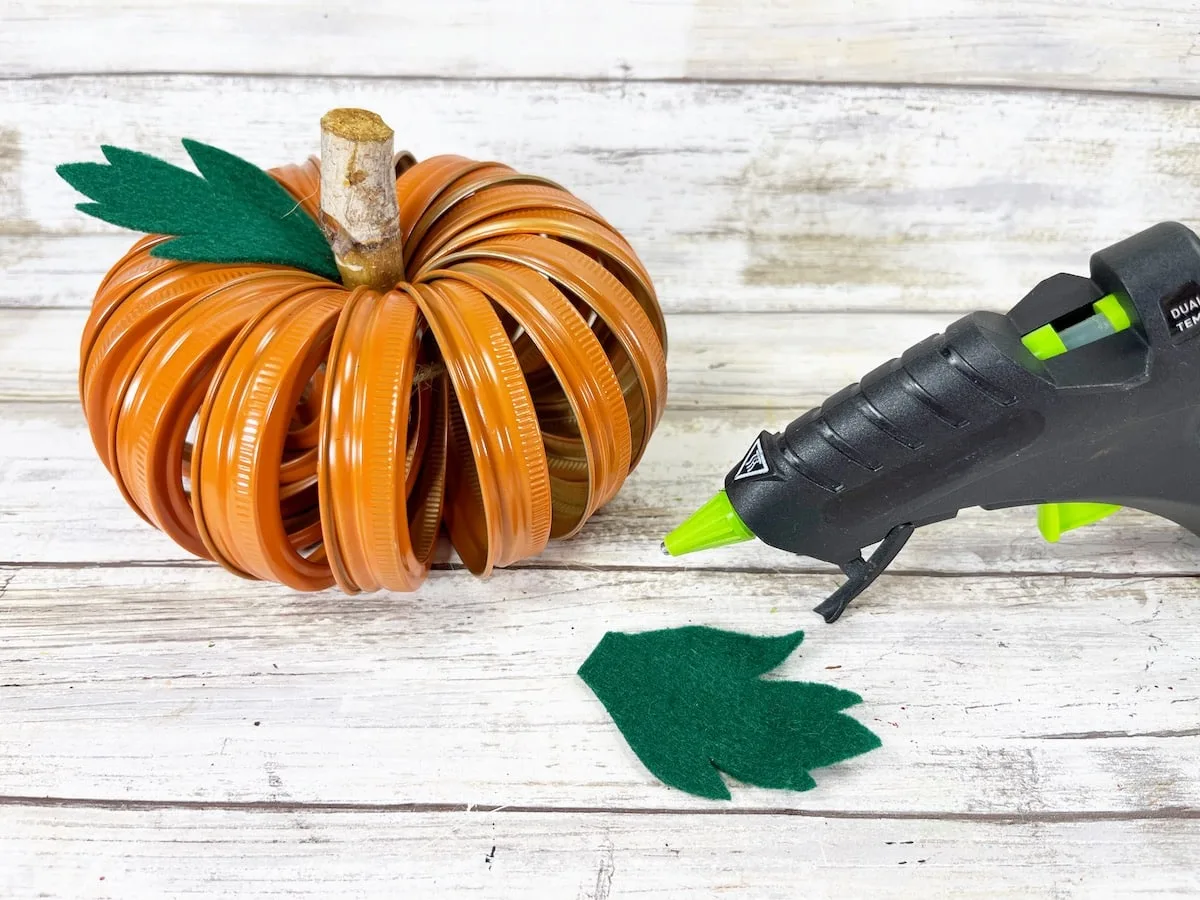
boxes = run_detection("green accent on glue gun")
[1021,293,1132,538]
[663,490,754,557]
[1021,293,1130,361]
[1037,502,1123,542]
[1094,292,1133,331]
[1022,323,1068,360]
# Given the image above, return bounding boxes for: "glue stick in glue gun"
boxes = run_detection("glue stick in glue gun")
[664,221,1200,622]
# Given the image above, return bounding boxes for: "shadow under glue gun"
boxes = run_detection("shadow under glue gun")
[664,221,1200,623]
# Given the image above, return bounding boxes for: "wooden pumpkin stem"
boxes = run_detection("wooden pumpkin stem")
[319,108,407,290]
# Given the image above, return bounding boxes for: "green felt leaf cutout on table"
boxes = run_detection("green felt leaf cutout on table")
[56,140,340,281]
[578,627,880,800]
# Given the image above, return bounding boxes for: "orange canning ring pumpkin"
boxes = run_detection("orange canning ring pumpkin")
[80,153,667,592]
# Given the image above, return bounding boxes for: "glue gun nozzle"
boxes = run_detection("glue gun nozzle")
[662,490,756,557]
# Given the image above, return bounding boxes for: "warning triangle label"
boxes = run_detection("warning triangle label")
[733,438,769,481]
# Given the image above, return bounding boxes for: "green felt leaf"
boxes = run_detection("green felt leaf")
[57,140,340,281]
[578,626,881,800]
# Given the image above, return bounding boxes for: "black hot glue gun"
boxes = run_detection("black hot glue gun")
[664,222,1200,622]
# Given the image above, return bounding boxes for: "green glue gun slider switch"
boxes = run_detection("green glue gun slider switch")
[665,221,1200,623]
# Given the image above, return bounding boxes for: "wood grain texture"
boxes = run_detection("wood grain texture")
[2,564,1199,812]
[6,806,1200,900]
[4,400,1199,575]
[6,77,1200,313]
[4,29,1200,895]
[0,308,962,405]
[3,0,1198,95]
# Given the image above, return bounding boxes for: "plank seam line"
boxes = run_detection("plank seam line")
[1,72,1198,103]
[1032,727,1200,740]
[1,795,1198,822]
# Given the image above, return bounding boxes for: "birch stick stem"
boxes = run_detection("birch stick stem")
[319,108,406,290]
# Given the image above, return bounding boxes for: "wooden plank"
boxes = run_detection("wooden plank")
[5,78,1200,313]
[2,0,1198,96]
[3,401,1198,575]
[4,805,1200,899]
[0,307,960,405]
[685,0,1200,96]
[1,564,1199,811]
[0,235,130,310]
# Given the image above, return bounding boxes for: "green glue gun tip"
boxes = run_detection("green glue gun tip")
[662,490,756,557]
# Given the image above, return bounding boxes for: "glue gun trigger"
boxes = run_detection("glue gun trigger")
[811,523,916,623]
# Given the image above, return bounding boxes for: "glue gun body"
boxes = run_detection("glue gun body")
[668,222,1200,621]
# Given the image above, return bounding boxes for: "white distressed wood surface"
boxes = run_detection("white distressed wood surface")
[5,78,1200,314]
[3,0,1199,95]
[7,807,1200,900]
[3,373,1200,575]
[2,307,964,405]
[3,24,1200,898]
[4,563,1200,812]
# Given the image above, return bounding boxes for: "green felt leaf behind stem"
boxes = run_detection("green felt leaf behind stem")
[578,626,881,800]
[57,140,340,281]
